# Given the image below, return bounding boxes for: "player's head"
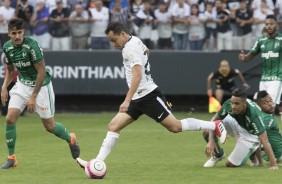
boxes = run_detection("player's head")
[219,59,230,73]
[230,88,247,115]
[254,90,275,114]
[8,18,25,47]
[105,22,130,50]
[265,14,277,36]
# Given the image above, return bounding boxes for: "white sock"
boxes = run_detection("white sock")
[180,118,215,131]
[96,131,119,161]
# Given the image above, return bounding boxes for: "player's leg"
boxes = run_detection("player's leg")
[202,130,225,167]
[226,138,259,167]
[77,112,135,169]
[138,89,226,143]
[36,82,80,159]
[1,92,26,169]
[215,89,224,103]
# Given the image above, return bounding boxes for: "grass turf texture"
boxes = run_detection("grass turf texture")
[0,112,281,184]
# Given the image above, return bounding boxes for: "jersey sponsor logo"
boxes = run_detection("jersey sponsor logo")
[31,49,37,60]
[260,44,265,49]
[22,44,30,49]
[261,51,279,59]
[15,61,31,68]
[22,52,26,58]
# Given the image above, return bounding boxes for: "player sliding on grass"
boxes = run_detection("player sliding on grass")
[76,21,227,169]
[0,18,80,169]
[203,89,278,170]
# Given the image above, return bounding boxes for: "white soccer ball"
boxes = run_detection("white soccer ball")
[84,159,107,179]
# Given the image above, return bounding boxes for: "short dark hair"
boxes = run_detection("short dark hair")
[232,88,247,99]
[8,18,25,31]
[105,22,129,35]
[254,90,269,103]
[266,14,277,21]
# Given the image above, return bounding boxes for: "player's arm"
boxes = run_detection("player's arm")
[254,145,264,166]
[27,60,46,112]
[236,69,250,90]
[239,50,256,62]
[207,72,214,96]
[205,112,220,156]
[258,131,278,170]
[119,64,142,113]
[1,64,15,106]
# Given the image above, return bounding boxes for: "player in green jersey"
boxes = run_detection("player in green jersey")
[254,90,282,162]
[203,88,278,170]
[239,14,282,121]
[0,18,80,169]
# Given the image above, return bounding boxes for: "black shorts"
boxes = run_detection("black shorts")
[126,88,172,122]
[216,84,236,93]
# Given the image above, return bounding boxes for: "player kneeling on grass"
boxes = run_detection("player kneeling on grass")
[203,88,278,170]
[250,90,282,165]
[0,18,80,169]
[76,21,228,171]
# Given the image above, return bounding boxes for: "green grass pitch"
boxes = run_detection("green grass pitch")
[0,112,281,184]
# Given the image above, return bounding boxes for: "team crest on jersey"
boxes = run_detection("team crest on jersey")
[22,52,26,58]
[275,42,280,48]
[260,44,265,49]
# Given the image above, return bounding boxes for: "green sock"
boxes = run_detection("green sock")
[6,124,16,155]
[203,133,224,158]
[52,122,71,143]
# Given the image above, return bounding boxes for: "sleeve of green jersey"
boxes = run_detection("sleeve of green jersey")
[30,41,44,64]
[217,100,230,119]
[250,39,261,56]
[251,113,266,136]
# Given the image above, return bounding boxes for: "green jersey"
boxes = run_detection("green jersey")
[251,33,282,81]
[3,36,51,87]
[217,99,266,136]
[261,112,282,160]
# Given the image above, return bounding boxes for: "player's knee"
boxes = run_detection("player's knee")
[5,116,17,125]
[167,126,182,133]
[202,130,209,137]
[225,160,236,167]
[108,122,120,132]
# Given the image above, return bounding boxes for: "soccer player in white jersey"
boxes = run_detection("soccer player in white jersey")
[76,21,227,172]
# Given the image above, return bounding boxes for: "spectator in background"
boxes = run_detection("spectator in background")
[110,0,134,35]
[30,0,51,50]
[251,0,274,11]
[253,0,273,40]
[69,0,88,12]
[215,0,232,51]
[171,0,190,50]
[154,1,172,50]
[235,0,253,50]
[207,59,250,104]
[0,0,15,49]
[45,0,68,13]
[49,0,70,50]
[15,0,33,35]
[134,0,155,49]
[89,0,110,49]
[203,2,217,51]
[69,3,90,50]
[227,0,240,50]
[130,0,144,17]
[188,3,206,51]
[275,0,282,32]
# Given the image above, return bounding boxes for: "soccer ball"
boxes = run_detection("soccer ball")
[84,159,107,179]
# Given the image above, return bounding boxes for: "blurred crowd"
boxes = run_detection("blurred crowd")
[0,0,281,51]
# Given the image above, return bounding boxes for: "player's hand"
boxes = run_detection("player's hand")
[239,50,245,62]
[207,89,212,97]
[27,96,36,113]
[243,83,250,90]
[1,87,8,106]
[205,140,218,157]
[119,101,130,113]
